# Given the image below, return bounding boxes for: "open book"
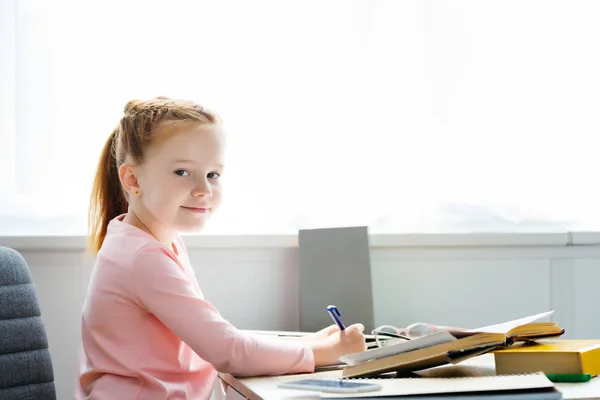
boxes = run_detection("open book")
[341,312,564,379]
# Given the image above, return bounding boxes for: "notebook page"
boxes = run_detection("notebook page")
[245,330,380,342]
[339,330,456,366]
[322,373,554,398]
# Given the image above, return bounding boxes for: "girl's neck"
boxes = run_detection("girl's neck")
[123,208,174,247]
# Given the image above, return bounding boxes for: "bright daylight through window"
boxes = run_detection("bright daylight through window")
[1,0,599,235]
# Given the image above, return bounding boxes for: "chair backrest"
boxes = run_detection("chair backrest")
[0,246,56,400]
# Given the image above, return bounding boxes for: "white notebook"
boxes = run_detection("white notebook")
[320,373,554,398]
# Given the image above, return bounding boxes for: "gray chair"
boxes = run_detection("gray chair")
[0,246,56,399]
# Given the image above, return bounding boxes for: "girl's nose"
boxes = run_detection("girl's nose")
[192,181,212,197]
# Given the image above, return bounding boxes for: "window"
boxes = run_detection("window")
[2,0,600,235]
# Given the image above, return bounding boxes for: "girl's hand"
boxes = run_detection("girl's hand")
[308,324,340,341]
[310,323,367,366]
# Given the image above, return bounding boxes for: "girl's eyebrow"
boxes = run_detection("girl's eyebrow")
[172,159,225,168]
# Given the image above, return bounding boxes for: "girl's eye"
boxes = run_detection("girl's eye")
[208,172,221,179]
[175,169,190,177]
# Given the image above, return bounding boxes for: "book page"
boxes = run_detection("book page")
[470,311,554,334]
[339,330,457,366]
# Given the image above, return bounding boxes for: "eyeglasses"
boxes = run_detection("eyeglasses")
[371,322,466,348]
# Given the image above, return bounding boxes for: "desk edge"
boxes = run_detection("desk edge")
[219,373,263,400]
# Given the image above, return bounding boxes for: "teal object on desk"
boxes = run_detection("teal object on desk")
[545,373,592,382]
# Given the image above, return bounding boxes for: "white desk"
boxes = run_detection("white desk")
[218,354,600,400]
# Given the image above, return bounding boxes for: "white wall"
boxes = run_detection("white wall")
[2,233,600,400]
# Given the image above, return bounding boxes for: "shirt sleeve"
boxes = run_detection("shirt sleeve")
[127,243,314,376]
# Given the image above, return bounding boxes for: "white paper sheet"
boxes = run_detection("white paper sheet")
[470,310,555,333]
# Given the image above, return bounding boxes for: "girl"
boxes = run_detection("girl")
[76,97,366,399]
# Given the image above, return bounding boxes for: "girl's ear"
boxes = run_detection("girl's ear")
[119,163,141,196]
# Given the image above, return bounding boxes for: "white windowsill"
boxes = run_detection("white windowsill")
[2,232,600,250]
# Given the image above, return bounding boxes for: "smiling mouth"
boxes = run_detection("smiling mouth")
[181,206,210,213]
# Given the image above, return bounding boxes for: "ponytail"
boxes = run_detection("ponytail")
[88,128,128,255]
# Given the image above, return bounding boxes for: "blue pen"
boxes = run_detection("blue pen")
[327,305,346,330]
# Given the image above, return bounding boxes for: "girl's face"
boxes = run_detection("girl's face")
[126,126,225,241]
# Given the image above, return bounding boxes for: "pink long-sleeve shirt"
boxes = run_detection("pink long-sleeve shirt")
[76,214,314,399]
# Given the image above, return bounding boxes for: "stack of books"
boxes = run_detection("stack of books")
[494,339,600,382]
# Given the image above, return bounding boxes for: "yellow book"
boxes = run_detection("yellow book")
[494,339,600,376]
